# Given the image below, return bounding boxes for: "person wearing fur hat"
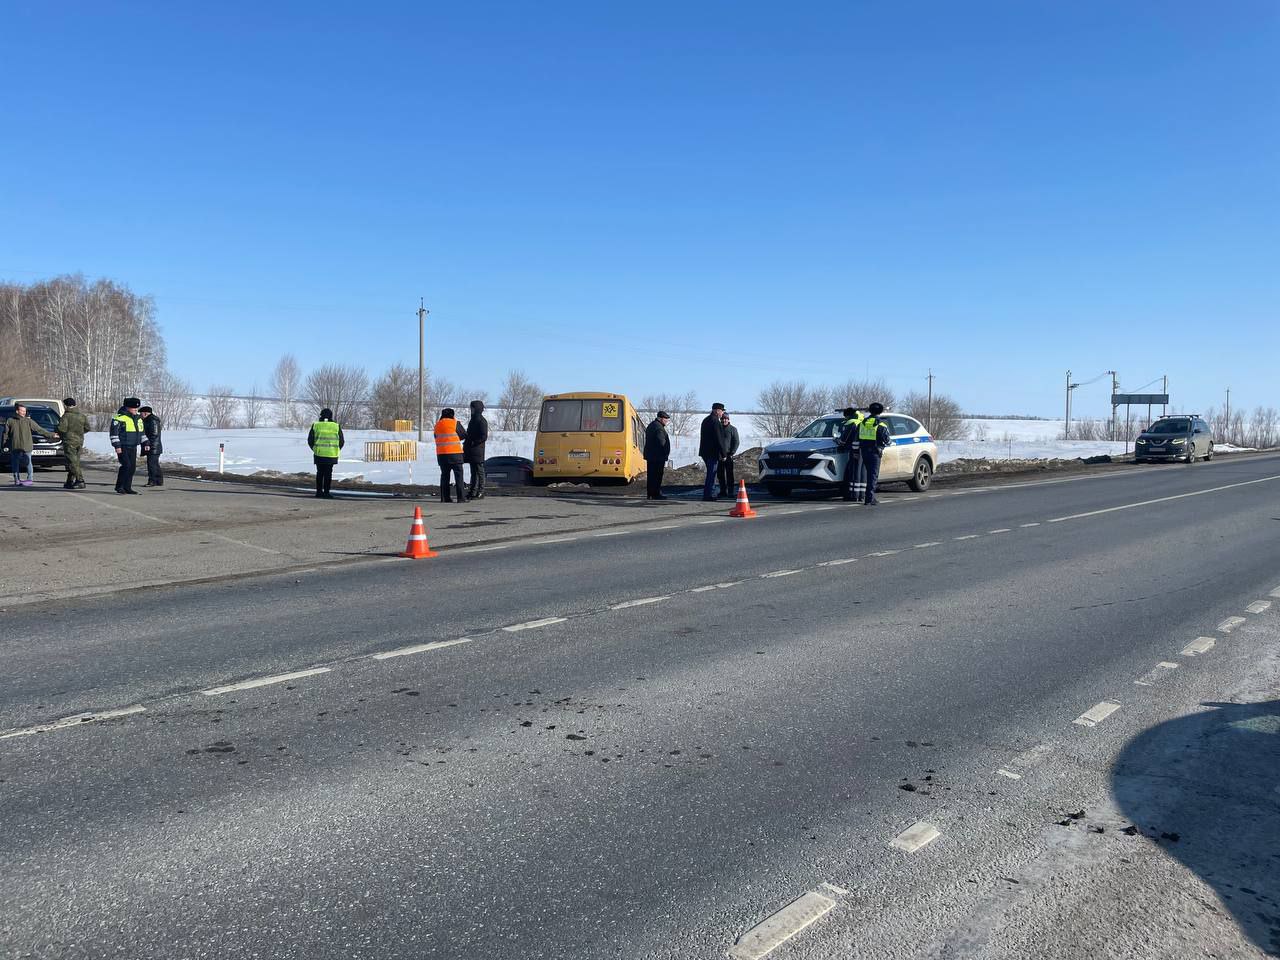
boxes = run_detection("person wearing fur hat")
[109,397,146,494]
[463,399,489,500]
[306,408,345,499]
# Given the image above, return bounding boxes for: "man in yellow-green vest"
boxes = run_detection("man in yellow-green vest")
[858,402,892,506]
[307,408,345,499]
[835,406,864,502]
[109,397,146,494]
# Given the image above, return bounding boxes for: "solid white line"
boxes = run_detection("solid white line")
[953,534,979,541]
[1019,522,1040,528]
[594,530,630,537]
[761,569,801,578]
[464,544,510,552]
[533,536,578,544]
[997,769,1022,780]
[1047,474,1280,524]
[201,668,330,696]
[1134,662,1179,686]
[1218,616,1247,633]
[914,542,942,549]
[1181,636,1215,656]
[371,638,473,660]
[727,890,836,960]
[1246,600,1271,615]
[502,617,568,632]
[67,492,176,525]
[771,509,804,516]
[890,821,942,853]
[207,532,281,555]
[649,524,681,531]
[0,705,147,741]
[867,550,900,557]
[689,585,718,593]
[811,505,838,512]
[1073,700,1121,727]
[715,581,743,589]
[699,518,727,524]
[988,528,1012,534]
[818,558,858,566]
[610,595,669,609]
[1270,586,1280,599]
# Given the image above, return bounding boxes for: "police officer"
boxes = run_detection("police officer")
[58,397,89,489]
[858,402,892,505]
[307,408,344,499]
[139,405,164,486]
[434,407,467,503]
[110,397,146,494]
[835,406,864,502]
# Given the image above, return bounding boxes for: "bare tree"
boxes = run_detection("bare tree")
[143,370,198,429]
[900,390,966,440]
[1248,406,1278,449]
[640,391,699,436]
[830,377,896,413]
[369,363,417,426]
[755,380,831,437]
[241,384,265,429]
[270,354,302,427]
[303,363,369,427]
[205,384,239,429]
[495,369,544,430]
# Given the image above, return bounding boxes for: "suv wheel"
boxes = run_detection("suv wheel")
[1185,442,1196,463]
[908,457,933,492]
[1205,443,1214,461]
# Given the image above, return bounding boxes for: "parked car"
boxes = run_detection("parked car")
[0,402,66,471]
[1134,415,1214,463]
[758,413,937,496]
[483,455,534,486]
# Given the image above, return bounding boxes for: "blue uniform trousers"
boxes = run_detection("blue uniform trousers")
[859,443,882,504]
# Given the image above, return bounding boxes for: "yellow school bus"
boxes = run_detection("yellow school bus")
[533,392,647,484]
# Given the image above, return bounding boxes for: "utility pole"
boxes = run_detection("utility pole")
[417,298,429,444]
[926,369,935,431]
[1107,370,1119,439]
[1162,374,1167,416]
[1225,387,1231,442]
[1064,370,1073,439]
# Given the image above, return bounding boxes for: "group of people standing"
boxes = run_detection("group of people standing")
[109,398,165,494]
[642,403,741,501]
[835,402,891,505]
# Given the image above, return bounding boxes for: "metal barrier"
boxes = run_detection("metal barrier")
[364,440,418,462]
[378,419,414,432]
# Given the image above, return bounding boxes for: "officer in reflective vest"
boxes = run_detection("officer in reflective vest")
[835,406,864,502]
[434,408,467,503]
[307,408,344,499]
[109,397,146,494]
[857,402,892,505]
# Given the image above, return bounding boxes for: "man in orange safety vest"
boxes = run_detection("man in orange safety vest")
[434,408,467,503]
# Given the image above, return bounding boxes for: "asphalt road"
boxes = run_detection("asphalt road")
[3,454,1279,959]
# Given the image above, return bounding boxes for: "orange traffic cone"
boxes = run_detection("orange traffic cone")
[400,506,438,558]
[728,479,757,518]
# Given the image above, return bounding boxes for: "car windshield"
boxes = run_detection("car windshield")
[1147,418,1191,435]
[794,417,843,439]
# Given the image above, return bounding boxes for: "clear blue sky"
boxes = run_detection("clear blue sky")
[2,1,1276,417]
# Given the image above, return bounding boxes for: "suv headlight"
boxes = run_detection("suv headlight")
[1171,438,1185,445]
[1136,438,1148,445]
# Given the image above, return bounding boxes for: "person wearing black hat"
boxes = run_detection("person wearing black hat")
[463,399,489,500]
[138,405,164,487]
[835,406,864,502]
[433,407,467,503]
[57,397,89,489]
[857,402,892,505]
[717,413,740,498]
[698,402,728,501]
[643,411,672,500]
[109,397,146,494]
[307,408,344,499]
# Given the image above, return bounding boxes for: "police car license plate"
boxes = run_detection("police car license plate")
[774,468,800,475]
[568,450,590,459]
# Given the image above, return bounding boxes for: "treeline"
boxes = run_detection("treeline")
[0,275,171,425]
[754,377,967,440]
[1065,407,1280,448]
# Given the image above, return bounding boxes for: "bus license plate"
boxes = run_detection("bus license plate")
[568,450,590,459]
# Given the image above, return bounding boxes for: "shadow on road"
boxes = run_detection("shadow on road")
[1113,699,1280,957]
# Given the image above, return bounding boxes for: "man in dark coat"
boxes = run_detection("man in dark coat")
[698,402,727,501]
[139,405,164,487]
[463,399,489,500]
[717,413,740,498]
[109,398,146,494]
[643,411,672,500]
[835,406,864,501]
[57,397,89,489]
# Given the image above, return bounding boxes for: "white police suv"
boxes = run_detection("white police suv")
[758,413,938,497]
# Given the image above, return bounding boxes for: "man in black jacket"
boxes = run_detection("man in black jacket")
[463,399,488,500]
[139,405,164,487]
[698,402,727,502]
[717,413,740,498]
[643,411,672,500]
[858,402,892,506]
[109,398,146,494]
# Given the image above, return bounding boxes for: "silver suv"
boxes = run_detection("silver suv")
[1134,415,1214,463]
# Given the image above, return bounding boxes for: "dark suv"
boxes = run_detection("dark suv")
[0,404,66,470]
[1135,415,1213,463]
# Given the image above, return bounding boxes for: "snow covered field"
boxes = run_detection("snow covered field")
[83,417,1134,485]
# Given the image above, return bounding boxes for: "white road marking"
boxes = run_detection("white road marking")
[727,890,836,960]
[900,496,920,501]
[0,705,146,741]
[67,492,175,525]
[1012,743,1054,768]
[772,509,803,516]
[371,638,473,660]
[1019,522,1040,528]
[1246,600,1271,615]
[819,881,849,896]
[915,542,942,549]
[715,581,743,588]
[890,820,942,853]
[1270,586,1280,599]
[610,595,669,609]
[201,668,331,696]
[533,536,578,544]
[867,550,901,557]
[1134,662,1179,686]
[953,534,979,541]
[1047,474,1280,524]
[699,518,727,525]
[811,506,838,512]
[595,530,630,537]
[464,544,510,552]
[1073,700,1121,727]
[1181,636,1215,656]
[649,524,681,531]
[988,528,1012,534]
[207,532,281,555]
[502,617,568,632]
[1218,616,1247,633]
[997,769,1022,780]
[761,569,801,578]
[689,585,718,593]
[818,558,858,566]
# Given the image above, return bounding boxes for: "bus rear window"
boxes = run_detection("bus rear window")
[539,399,624,432]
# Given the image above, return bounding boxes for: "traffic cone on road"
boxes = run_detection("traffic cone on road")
[728,479,757,518]
[400,506,438,559]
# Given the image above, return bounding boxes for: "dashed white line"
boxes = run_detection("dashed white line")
[533,536,578,544]
[689,585,718,593]
[1134,662,1179,686]
[953,534,979,541]
[867,550,901,557]
[1246,600,1271,615]
[727,890,836,960]
[1073,700,1121,727]
[988,528,1011,534]
[819,881,849,896]
[699,518,727,525]
[610,595,669,609]
[1047,474,1280,524]
[502,617,568,632]
[1217,616,1247,633]
[890,820,942,853]
[371,638,473,660]
[202,668,331,696]
[818,558,858,566]
[811,506,838,512]
[1019,522,1041,528]
[207,533,281,555]
[997,769,1022,780]
[1270,586,1280,599]
[649,524,681,531]
[715,581,744,589]
[1181,636,1215,656]
[464,544,510,552]
[914,542,942,549]
[594,530,630,537]
[0,705,147,740]
[761,569,801,578]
